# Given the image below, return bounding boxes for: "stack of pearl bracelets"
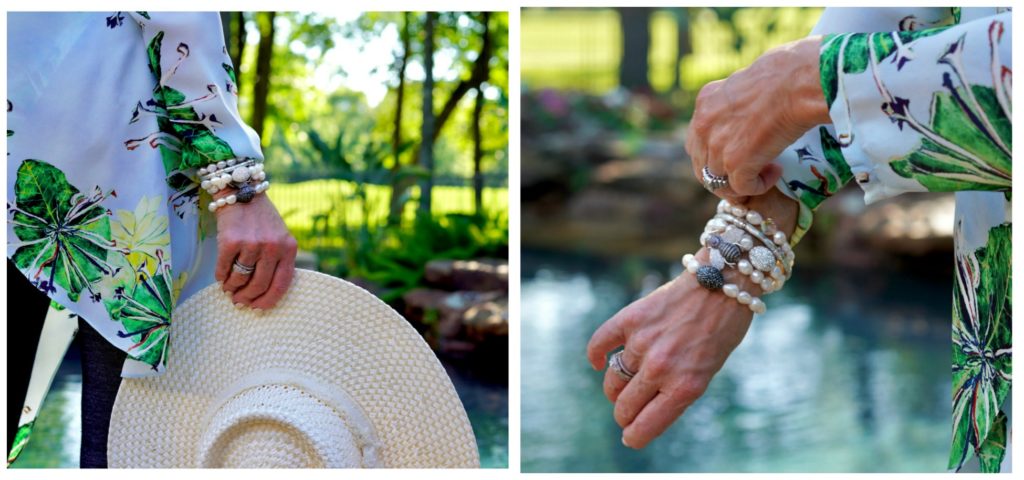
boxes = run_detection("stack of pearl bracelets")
[198,159,271,212]
[680,200,796,315]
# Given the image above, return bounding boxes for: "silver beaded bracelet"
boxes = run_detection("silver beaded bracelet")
[681,253,767,314]
[207,180,271,212]
[199,160,266,195]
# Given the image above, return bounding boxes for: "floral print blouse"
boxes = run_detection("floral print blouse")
[773,7,1011,473]
[6,12,261,463]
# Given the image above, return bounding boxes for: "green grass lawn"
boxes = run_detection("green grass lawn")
[268,179,508,249]
[521,7,822,94]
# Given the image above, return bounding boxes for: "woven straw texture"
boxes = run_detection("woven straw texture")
[107,269,479,468]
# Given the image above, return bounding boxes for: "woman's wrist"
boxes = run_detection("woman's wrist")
[786,35,832,128]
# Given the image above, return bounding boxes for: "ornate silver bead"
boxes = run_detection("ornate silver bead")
[695,265,725,291]
[718,242,742,263]
[748,246,776,272]
[235,183,256,203]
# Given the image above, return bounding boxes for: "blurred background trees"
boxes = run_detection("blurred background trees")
[216,11,509,292]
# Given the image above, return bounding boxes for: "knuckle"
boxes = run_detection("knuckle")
[642,351,673,378]
[668,376,708,403]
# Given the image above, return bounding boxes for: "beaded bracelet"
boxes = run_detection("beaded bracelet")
[681,253,767,314]
[207,180,271,212]
[200,161,266,195]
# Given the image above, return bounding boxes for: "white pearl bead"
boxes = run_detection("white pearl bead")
[217,161,227,169]
[227,159,237,166]
[711,250,727,270]
[723,284,739,298]
[774,231,787,245]
[750,270,764,283]
[200,180,211,190]
[771,266,784,280]
[717,199,729,213]
[682,254,695,265]
[210,185,220,194]
[208,202,217,212]
[745,211,763,225]
[232,166,251,183]
[199,167,208,175]
[257,171,266,181]
[686,260,699,273]
[739,236,753,251]
[760,278,774,292]
[737,292,752,304]
[221,173,232,183]
[774,278,785,291]
[216,198,227,207]
[749,298,766,314]
[226,195,237,205]
[699,232,710,246]
[738,260,753,275]
[731,205,747,217]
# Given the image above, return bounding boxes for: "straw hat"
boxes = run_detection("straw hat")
[107,269,479,468]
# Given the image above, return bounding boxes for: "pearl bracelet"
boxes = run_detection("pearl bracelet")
[199,160,266,195]
[207,181,271,212]
[681,253,767,314]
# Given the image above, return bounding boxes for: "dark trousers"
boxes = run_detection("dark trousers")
[7,260,125,468]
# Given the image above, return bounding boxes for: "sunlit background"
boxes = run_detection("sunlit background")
[521,7,954,473]
[12,11,508,468]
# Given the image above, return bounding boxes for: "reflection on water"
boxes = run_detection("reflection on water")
[13,348,508,469]
[522,250,951,473]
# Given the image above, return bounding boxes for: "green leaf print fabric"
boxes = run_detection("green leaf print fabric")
[771,8,1011,473]
[6,12,263,465]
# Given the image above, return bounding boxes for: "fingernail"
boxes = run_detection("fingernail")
[234,302,245,310]
[621,435,630,448]
[252,307,263,315]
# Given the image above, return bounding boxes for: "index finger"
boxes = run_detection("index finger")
[586,315,627,371]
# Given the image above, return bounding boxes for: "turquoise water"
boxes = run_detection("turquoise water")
[13,351,507,468]
[521,250,952,473]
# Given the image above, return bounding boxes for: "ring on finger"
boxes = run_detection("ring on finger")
[701,165,729,192]
[609,350,637,382]
[232,260,256,276]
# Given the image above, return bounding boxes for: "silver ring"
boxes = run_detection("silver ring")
[702,165,729,192]
[609,350,636,382]
[232,260,255,276]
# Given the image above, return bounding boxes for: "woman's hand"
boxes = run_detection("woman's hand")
[587,189,799,449]
[586,252,756,449]
[214,192,297,310]
[686,36,831,202]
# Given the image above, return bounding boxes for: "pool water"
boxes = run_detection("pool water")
[11,348,508,469]
[521,249,952,473]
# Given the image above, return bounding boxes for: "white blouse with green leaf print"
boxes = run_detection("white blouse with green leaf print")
[772,7,1010,473]
[6,12,261,464]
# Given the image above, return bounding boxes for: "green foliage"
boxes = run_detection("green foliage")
[336,211,509,302]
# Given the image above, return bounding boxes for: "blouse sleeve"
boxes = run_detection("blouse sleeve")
[128,12,263,171]
[773,8,1011,245]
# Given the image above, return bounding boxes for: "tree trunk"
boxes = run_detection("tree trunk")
[673,9,691,91]
[618,8,652,92]
[387,12,413,224]
[417,12,436,216]
[230,12,246,86]
[250,11,276,142]
[472,86,484,216]
[397,12,493,214]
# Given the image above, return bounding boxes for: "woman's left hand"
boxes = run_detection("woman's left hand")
[214,192,298,310]
[586,265,755,449]
[686,36,831,202]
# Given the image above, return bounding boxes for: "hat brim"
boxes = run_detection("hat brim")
[107,269,479,468]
